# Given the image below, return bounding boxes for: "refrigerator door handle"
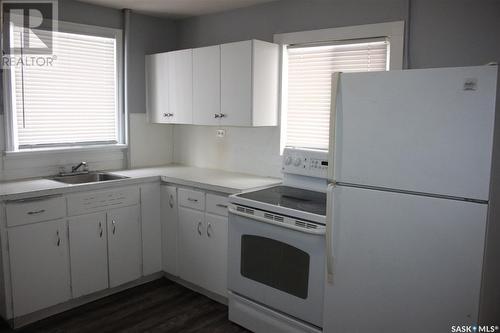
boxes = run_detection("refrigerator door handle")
[327,72,341,182]
[326,182,335,284]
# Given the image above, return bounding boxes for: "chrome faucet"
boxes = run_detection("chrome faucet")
[71,161,88,173]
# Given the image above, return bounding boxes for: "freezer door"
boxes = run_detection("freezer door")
[323,185,487,333]
[333,66,497,201]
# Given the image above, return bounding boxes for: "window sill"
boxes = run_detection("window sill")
[3,144,128,159]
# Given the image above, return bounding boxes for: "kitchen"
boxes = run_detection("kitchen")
[0,0,499,332]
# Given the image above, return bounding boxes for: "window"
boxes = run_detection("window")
[5,21,123,151]
[275,22,404,151]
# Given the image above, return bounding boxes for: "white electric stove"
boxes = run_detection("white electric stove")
[227,148,328,333]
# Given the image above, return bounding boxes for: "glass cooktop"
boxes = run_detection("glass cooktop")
[237,185,326,216]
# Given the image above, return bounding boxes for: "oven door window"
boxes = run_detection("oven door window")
[240,235,310,299]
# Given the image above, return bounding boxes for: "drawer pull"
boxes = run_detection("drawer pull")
[187,198,198,202]
[27,209,46,215]
[216,204,228,209]
[56,230,61,247]
[197,221,202,236]
[207,223,213,238]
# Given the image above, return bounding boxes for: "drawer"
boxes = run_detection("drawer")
[178,188,205,211]
[6,196,66,227]
[67,186,139,216]
[206,193,229,217]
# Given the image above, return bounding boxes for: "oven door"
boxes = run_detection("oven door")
[228,209,325,327]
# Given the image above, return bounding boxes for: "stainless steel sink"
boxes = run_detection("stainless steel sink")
[51,172,128,184]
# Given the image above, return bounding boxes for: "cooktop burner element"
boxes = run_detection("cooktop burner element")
[237,185,326,216]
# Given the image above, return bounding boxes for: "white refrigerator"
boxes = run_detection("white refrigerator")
[324,66,498,332]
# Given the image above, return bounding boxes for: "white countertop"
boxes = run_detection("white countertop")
[0,164,282,201]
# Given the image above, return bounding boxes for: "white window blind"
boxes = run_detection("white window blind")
[11,26,119,149]
[285,40,388,150]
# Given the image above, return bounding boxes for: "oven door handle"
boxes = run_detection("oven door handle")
[326,183,335,284]
[228,207,325,235]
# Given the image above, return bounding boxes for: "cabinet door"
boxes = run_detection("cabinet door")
[178,207,205,287]
[69,212,108,298]
[204,213,228,297]
[145,53,169,123]
[168,49,193,124]
[221,40,252,126]
[8,219,71,317]
[193,45,221,125]
[107,205,141,288]
[141,183,162,275]
[161,185,178,276]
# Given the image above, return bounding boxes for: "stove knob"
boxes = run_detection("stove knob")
[293,157,302,167]
[284,156,292,165]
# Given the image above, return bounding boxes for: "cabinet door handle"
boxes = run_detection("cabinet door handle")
[219,113,227,118]
[27,209,45,215]
[216,204,228,209]
[214,113,220,118]
[207,223,213,238]
[56,230,61,247]
[187,197,198,202]
[169,194,174,208]
[99,221,103,238]
[197,221,202,236]
[112,220,116,234]
[163,113,174,117]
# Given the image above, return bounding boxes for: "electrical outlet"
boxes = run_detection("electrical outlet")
[216,129,226,138]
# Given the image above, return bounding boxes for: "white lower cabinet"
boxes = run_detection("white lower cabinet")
[107,205,142,288]
[8,219,71,317]
[69,212,108,298]
[161,185,179,276]
[177,189,229,298]
[140,183,162,275]
[203,213,228,296]
[178,206,206,287]
[1,182,231,324]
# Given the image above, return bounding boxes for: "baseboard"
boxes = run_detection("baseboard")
[10,272,163,329]
[163,272,228,305]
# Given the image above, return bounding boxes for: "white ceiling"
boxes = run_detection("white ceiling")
[77,0,279,18]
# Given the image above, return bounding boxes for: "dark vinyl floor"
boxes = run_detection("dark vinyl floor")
[0,278,250,333]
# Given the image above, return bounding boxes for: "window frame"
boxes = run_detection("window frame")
[274,21,405,153]
[3,19,124,153]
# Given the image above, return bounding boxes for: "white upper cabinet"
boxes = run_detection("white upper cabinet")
[145,52,169,123]
[146,50,193,124]
[168,49,193,124]
[147,39,278,126]
[193,45,221,125]
[221,40,278,126]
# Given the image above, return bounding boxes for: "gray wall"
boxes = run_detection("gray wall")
[0,0,177,114]
[128,13,176,113]
[176,0,500,69]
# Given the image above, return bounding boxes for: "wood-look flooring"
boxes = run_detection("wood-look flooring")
[0,278,250,333]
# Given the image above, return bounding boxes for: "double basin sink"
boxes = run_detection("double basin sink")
[51,172,128,185]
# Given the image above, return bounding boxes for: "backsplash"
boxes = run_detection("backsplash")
[172,125,282,178]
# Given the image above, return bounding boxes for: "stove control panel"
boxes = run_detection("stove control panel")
[282,148,329,178]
